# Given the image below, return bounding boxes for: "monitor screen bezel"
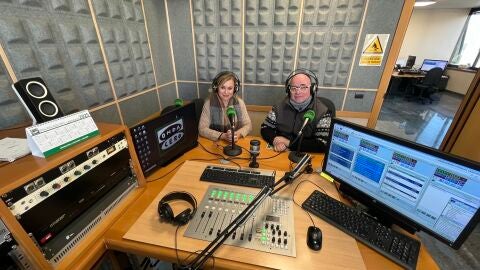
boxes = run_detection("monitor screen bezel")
[129,102,199,177]
[322,118,480,249]
[420,59,448,71]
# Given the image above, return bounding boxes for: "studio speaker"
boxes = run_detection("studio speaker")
[12,77,64,124]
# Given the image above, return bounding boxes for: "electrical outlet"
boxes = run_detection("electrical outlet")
[354,93,364,99]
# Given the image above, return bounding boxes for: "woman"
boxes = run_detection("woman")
[198,71,251,142]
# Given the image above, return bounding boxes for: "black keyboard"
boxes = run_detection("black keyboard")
[200,165,275,188]
[302,190,420,270]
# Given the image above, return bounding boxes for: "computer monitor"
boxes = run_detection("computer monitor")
[323,118,480,249]
[420,59,448,71]
[405,55,416,68]
[130,102,199,176]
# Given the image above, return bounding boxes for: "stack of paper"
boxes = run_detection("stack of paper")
[0,137,31,162]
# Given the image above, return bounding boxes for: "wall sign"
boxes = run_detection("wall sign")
[359,34,390,66]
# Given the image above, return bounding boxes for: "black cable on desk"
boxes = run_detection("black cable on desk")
[291,178,331,228]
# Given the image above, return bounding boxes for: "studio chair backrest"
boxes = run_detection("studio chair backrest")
[318,97,336,117]
[422,67,443,87]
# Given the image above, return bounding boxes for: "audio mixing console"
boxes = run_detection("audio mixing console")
[184,185,296,257]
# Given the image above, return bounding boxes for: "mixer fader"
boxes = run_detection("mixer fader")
[184,185,296,257]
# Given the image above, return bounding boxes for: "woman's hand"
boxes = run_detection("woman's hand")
[221,130,239,142]
[272,136,290,152]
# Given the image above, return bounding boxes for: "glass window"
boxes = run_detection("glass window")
[450,9,480,69]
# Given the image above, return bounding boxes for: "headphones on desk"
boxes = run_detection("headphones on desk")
[212,71,241,94]
[285,68,319,96]
[158,191,197,226]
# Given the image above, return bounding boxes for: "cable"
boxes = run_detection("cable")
[175,225,182,266]
[291,178,331,228]
[147,157,220,183]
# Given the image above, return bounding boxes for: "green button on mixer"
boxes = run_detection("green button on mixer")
[210,190,217,197]
[217,191,223,199]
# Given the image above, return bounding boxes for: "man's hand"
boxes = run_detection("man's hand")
[272,136,290,152]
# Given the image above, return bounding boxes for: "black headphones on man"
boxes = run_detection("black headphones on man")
[285,68,319,96]
[212,71,241,94]
[158,191,197,226]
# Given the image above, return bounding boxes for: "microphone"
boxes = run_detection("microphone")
[226,105,236,128]
[289,109,315,165]
[249,139,260,168]
[298,109,315,137]
[174,98,184,107]
[223,106,241,156]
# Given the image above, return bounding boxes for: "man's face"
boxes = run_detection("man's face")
[289,74,312,103]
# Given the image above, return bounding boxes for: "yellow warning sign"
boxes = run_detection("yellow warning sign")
[363,36,383,54]
[359,34,390,67]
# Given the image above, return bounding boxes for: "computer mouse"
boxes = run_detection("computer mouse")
[307,226,322,251]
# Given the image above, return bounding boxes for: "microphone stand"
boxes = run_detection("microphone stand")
[223,124,242,156]
[178,154,312,270]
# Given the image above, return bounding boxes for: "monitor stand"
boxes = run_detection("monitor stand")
[338,184,419,234]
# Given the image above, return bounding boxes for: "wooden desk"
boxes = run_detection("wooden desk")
[104,137,439,270]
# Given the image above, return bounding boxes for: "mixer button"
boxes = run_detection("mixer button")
[232,232,236,240]
[248,233,252,241]
[240,233,244,240]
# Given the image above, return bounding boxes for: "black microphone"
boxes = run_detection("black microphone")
[223,106,241,156]
[289,109,315,165]
[249,139,260,168]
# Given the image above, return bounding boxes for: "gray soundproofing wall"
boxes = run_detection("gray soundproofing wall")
[0,0,404,129]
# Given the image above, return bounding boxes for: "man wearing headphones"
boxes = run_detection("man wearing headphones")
[198,71,252,142]
[261,69,333,152]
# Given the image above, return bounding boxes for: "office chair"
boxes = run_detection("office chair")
[411,67,443,104]
[318,97,336,117]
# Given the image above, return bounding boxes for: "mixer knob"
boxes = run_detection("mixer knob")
[265,223,268,229]
[232,232,236,240]
[40,191,49,197]
[74,171,81,176]
[270,224,274,230]
[84,165,91,170]
[63,177,70,182]
[200,211,205,218]
[208,228,213,235]
[278,230,281,236]
[52,183,60,189]
[284,231,287,237]
[240,233,244,240]
[278,238,281,245]
[217,229,220,236]
[92,160,98,164]
[272,237,275,243]
[284,238,287,245]
[276,225,280,230]
[248,233,252,242]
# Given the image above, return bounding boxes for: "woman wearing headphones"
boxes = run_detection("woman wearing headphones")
[261,69,334,153]
[198,71,252,142]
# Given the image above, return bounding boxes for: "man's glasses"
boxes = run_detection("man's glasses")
[289,85,310,92]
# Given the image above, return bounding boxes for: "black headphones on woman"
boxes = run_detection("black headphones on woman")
[158,191,197,226]
[212,71,241,94]
[285,68,319,96]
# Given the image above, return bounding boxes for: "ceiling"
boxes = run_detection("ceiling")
[416,0,480,9]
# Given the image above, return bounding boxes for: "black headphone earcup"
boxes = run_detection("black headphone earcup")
[174,209,192,225]
[158,202,174,222]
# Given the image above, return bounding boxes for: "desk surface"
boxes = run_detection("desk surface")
[104,137,439,270]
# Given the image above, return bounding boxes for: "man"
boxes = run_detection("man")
[260,69,334,152]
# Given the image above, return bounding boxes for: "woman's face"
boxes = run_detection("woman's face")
[217,79,235,105]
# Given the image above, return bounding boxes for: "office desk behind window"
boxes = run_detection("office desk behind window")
[104,137,439,270]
